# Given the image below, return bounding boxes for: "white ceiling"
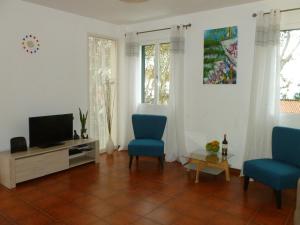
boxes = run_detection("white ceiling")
[23,0,262,24]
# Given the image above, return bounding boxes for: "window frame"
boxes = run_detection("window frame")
[141,39,170,105]
[279,28,300,114]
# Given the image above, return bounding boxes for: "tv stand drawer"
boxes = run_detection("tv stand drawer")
[15,150,68,183]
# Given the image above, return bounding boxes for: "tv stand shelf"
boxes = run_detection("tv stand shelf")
[69,155,95,168]
[0,139,99,189]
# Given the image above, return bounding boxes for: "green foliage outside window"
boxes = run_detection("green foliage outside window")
[159,43,170,105]
[142,43,170,105]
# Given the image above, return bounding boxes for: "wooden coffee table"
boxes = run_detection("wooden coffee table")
[184,151,233,183]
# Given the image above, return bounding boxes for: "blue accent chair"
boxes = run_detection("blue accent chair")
[243,126,300,208]
[128,114,167,169]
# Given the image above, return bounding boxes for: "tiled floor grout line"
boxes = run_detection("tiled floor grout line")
[0,152,296,225]
[208,191,261,223]
[126,176,274,225]
[140,190,205,225]
[246,206,261,225]
[163,191,255,225]
[0,211,18,225]
[11,184,92,225]
[283,207,294,225]
[11,195,67,225]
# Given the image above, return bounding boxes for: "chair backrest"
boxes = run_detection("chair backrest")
[272,126,300,167]
[132,114,167,140]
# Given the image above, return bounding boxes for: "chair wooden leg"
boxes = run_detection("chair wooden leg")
[244,176,250,191]
[129,156,133,169]
[136,156,139,166]
[274,190,282,209]
[159,156,164,169]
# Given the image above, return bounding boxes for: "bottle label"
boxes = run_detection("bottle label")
[222,144,228,156]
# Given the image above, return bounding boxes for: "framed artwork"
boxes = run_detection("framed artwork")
[203,26,238,84]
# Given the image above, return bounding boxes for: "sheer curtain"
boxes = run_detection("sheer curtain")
[121,28,187,162]
[88,36,117,153]
[120,32,141,148]
[243,10,281,161]
[165,26,187,162]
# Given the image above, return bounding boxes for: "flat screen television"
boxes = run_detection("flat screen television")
[29,113,73,148]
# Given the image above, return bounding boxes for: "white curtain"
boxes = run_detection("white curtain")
[165,26,187,162]
[88,36,117,152]
[121,28,187,162]
[120,32,141,148]
[243,10,281,161]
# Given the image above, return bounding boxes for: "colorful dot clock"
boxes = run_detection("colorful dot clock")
[21,34,40,54]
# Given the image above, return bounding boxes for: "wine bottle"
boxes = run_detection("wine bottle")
[222,134,228,156]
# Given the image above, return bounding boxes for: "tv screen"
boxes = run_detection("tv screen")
[29,113,73,148]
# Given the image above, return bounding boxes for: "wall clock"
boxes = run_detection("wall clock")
[21,34,40,54]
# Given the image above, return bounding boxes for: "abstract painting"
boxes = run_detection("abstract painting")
[203,26,238,84]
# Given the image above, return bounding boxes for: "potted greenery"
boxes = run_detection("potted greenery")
[79,108,88,139]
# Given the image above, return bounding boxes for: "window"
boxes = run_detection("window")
[280,29,300,113]
[141,43,170,105]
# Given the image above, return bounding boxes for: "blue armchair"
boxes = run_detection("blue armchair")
[243,126,300,208]
[128,114,167,169]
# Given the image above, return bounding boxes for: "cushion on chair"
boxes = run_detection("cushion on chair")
[132,114,167,140]
[272,126,300,168]
[244,159,300,190]
[128,139,164,157]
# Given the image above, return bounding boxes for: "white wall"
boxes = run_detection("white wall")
[0,0,121,150]
[1,0,300,168]
[119,0,300,169]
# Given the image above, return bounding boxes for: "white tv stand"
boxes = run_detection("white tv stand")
[0,139,99,189]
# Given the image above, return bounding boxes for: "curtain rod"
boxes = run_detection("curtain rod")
[252,7,300,17]
[136,23,192,35]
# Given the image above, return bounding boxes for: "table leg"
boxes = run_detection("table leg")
[184,160,191,172]
[223,161,230,181]
[195,162,205,183]
[195,163,200,183]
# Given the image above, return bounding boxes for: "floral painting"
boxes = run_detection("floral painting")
[203,26,238,84]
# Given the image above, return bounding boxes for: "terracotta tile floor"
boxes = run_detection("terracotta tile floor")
[0,151,297,225]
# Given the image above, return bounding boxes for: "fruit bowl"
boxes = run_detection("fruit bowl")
[206,140,220,153]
